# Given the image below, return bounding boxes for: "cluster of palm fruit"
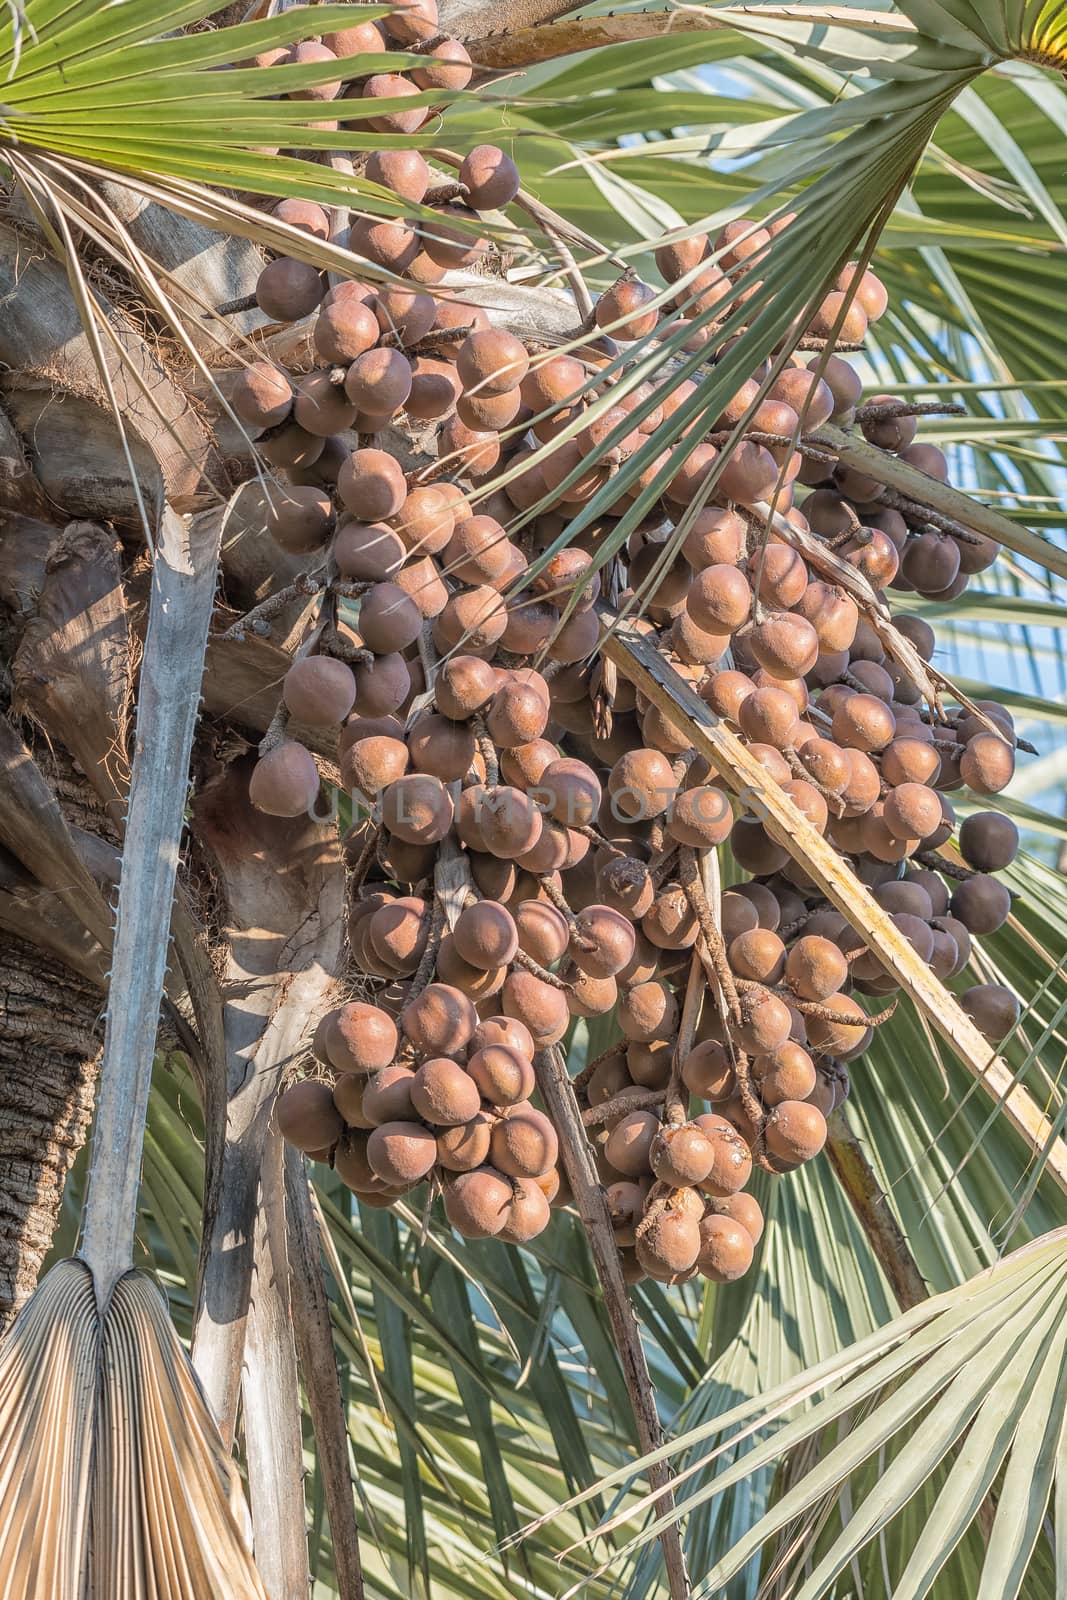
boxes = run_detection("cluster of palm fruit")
[231,44,1026,1279]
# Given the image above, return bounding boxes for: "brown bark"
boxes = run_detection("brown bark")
[0,928,101,1327]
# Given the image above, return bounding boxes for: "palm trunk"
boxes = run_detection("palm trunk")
[0,928,100,1327]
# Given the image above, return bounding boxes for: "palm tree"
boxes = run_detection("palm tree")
[0,0,1064,1596]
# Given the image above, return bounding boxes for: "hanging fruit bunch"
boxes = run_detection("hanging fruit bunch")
[223,2,1026,1286]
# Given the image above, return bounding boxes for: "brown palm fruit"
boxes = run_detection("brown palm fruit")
[457,143,520,210]
[696,1214,754,1282]
[495,1177,551,1243]
[608,749,676,822]
[950,873,1011,935]
[249,736,321,822]
[334,520,406,583]
[618,930,663,989]
[407,713,475,784]
[338,449,407,522]
[681,1040,734,1101]
[882,782,943,841]
[586,1054,631,1111]
[401,982,477,1059]
[434,1113,491,1173]
[686,563,752,635]
[406,356,461,420]
[679,506,744,571]
[604,1110,659,1177]
[484,673,545,743]
[467,1044,534,1107]
[748,544,807,611]
[655,231,709,281]
[650,1122,716,1187]
[341,348,412,419]
[597,857,655,920]
[520,353,585,416]
[902,530,961,595]
[283,37,342,97]
[361,1064,417,1125]
[735,686,797,751]
[370,897,430,976]
[781,779,829,835]
[327,1002,398,1075]
[721,892,760,945]
[664,784,733,850]
[618,980,678,1043]
[232,361,292,428]
[367,1120,437,1184]
[832,693,896,753]
[357,582,422,654]
[333,1074,376,1131]
[514,901,570,966]
[805,993,871,1058]
[735,882,782,930]
[569,905,636,979]
[356,71,425,135]
[501,970,570,1047]
[961,983,1019,1043]
[636,1207,701,1283]
[531,757,598,830]
[785,936,848,1002]
[470,1015,535,1059]
[491,1105,558,1178]
[716,1192,764,1246]
[565,966,618,1018]
[409,1058,481,1126]
[729,928,786,985]
[364,146,429,201]
[349,653,409,719]
[882,738,940,788]
[333,1130,379,1192]
[456,386,522,431]
[277,1080,343,1154]
[764,1100,827,1166]
[694,1114,753,1196]
[282,657,357,728]
[793,738,848,798]
[750,613,820,679]
[475,787,543,860]
[272,197,331,237]
[543,607,600,666]
[407,33,471,87]
[436,936,507,999]
[626,1040,673,1090]
[255,256,325,321]
[265,485,333,553]
[607,1180,648,1247]
[443,514,510,585]
[958,812,1018,873]
[595,275,658,340]
[433,585,508,653]
[838,748,882,818]
[443,1168,513,1237]
[794,582,858,652]
[419,206,490,270]
[434,655,497,721]
[456,328,529,396]
[643,885,698,951]
[736,988,793,1055]
[960,732,1014,795]
[454,901,519,970]
[751,1041,817,1106]
[380,774,453,845]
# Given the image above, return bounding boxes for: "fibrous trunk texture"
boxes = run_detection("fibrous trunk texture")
[0,929,100,1326]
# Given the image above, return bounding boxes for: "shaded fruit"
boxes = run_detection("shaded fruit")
[277,1079,343,1154]
[249,742,319,817]
[283,656,356,726]
[454,900,519,969]
[401,983,477,1058]
[437,1114,492,1172]
[958,811,1018,873]
[443,1168,513,1237]
[367,1120,438,1184]
[501,970,570,1047]
[696,1214,754,1282]
[467,1044,534,1106]
[764,1100,827,1165]
[410,1057,481,1125]
[961,983,1020,1042]
[491,1104,559,1178]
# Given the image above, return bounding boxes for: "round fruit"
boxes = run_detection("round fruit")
[283,657,357,727]
[326,1003,398,1075]
[453,901,519,969]
[367,1121,437,1184]
[410,1058,482,1125]
[961,983,1020,1042]
[277,1080,343,1154]
[764,1100,827,1165]
[696,1214,754,1282]
[249,743,320,817]
[467,1044,534,1106]
[491,1105,559,1178]
[443,1168,513,1237]
[401,983,477,1057]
